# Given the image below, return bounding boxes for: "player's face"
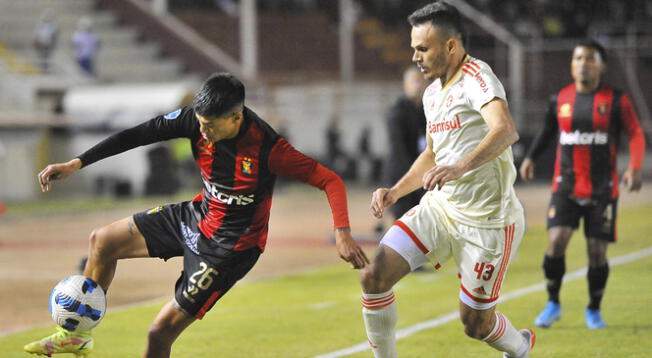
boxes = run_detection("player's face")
[196,110,243,142]
[411,23,449,81]
[571,46,604,87]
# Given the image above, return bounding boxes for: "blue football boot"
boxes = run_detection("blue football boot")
[534,301,561,328]
[585,308,606,329]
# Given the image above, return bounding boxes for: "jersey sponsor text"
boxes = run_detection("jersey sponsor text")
[202,179,255,205]
[559,130,608,145]
[428,115,462,134]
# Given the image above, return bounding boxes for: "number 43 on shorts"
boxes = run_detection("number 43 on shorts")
[474,262,495,281]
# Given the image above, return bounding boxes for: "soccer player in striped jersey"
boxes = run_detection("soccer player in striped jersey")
[25,73,369,357]
[520,40,646,330]
[362,2,534,357]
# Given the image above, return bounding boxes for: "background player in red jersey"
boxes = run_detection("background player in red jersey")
[520,40,646,330]
[25,72,369,358]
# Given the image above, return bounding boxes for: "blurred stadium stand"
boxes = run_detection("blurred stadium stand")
[0,0,650,202]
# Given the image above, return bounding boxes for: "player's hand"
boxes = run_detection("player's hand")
[370,188,398,218]
[37,158,82,192]
[621,167,642,192]
[334,228,369,269]
[422,163,465,191]
[519,158,535,182]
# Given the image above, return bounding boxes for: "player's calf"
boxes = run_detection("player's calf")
[482,312,534,358]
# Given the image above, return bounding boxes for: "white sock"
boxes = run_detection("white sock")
[362,290,397,358]
[483,311,527,357]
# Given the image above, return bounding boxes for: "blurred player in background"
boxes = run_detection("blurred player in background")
[361,2,534,358]
[519,40,646,330]
[25,72,368,358]
[382,66,428,223]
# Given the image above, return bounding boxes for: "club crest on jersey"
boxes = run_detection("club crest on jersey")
[164,109,182,120]
[597,102,608,115]
[445,94,453,107]
[548,205,556,219]
[558,103,572,117]
[241,157,254,174]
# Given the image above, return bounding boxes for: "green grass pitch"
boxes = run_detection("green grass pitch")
[3,205,651,357]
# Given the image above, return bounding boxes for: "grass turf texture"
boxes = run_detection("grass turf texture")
[3,205,651,358]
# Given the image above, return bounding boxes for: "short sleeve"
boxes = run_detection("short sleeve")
[465,62,507,112]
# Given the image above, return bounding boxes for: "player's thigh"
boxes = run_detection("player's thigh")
[92,216,149,259]
[584,198,618,242]
[455,216,525,310]
[547,193,581,232]
[378,224,429,273]
[361,243,411,292]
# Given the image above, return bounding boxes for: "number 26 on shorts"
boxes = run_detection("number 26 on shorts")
[183,262,219,303]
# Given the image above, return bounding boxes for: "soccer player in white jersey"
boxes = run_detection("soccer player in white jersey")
[360,2,535,357]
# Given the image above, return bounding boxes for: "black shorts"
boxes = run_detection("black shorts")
[547,193,618,242]
[133,201,260,319]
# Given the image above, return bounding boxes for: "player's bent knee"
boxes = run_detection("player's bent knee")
[461,319,492,340]
[459,308,493,339]
[88,227,118,261]
[360,265,392,293]
[147,322,175,347]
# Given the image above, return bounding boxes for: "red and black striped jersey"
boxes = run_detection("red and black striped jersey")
[525,83,645,200]
[78,106,350,253]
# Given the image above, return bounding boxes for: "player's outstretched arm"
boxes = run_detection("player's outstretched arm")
[268,138,368,269]
[37,158,82,192]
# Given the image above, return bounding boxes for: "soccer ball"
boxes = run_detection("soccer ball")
[49,275,106,332]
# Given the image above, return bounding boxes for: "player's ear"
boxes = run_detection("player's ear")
[447,38,455,54]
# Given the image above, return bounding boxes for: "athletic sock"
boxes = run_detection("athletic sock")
[543,255,565,303]
[483,311,527,357]
[587,263,609,310]
[361,290,397,358]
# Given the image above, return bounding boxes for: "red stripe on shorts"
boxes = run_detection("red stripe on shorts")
[195,290,223,319]
[395,221,428,254]
[491,223,515,299]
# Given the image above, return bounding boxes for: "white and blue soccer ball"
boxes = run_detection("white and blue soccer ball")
[49,275,106,332]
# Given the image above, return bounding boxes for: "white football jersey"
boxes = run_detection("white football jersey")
[422,55,522,229]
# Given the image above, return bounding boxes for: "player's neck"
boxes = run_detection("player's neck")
[575,79,600,93]
[440,53,467,86]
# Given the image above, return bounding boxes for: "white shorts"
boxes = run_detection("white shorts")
[380,195,525,310]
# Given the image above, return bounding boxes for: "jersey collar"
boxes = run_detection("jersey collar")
[441,53,470,90]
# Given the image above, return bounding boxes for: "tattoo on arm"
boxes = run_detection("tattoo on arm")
[128,221,136,238]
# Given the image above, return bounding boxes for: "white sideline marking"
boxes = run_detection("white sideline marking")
[314,246,652,358]
[310,302,337,310]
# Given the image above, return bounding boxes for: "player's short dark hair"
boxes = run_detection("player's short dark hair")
[408,1,466,44]
[576,39,607,63]
[193,72,245,118]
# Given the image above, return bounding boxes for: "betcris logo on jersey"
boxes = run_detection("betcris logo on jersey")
[202,179,254,206]
[559,130,608,145]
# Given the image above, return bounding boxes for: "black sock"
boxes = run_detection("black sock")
[587,264,609,310]
[543,255,565,303]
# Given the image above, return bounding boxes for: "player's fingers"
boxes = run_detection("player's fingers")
[358,248,370,265]
[422,172,435,190]
[38,169,51,192]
